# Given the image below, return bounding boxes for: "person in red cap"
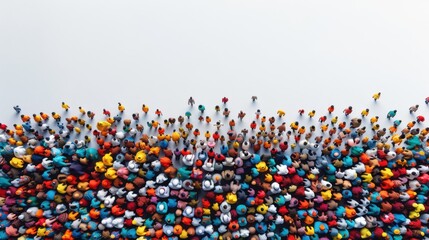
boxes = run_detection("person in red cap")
[417,115,425,123]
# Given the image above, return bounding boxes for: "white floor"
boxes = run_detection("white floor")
[1,1,428,139]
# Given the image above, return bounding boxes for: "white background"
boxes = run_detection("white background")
[1,1,429,138]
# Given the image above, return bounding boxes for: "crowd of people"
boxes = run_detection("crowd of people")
[1,94,429,240]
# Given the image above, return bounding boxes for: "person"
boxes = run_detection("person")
[214,105,220,112]
[250,121,257,130]
[142,104,149,114]
[238,111,246,120]
[229,119,235,130]
[372,92,381,101]
[343,106,353,116]
[177,115,184,125]
[51,112,61,121]
[361,108,369,117]
[13,105,21,113]
[393,120,402,127]
[223,108,230,118]
[117,102,125,112]
[185,111,192,119]
[103,109,111,116]
[370,116,379,124]
[205,116,212,124]
[78,106,86,115]
[198,105,206,114]
[61,102,70,111]
[188,97,195,106]
[331,116,338,125]
[213,121,224,130]
[327,105,334,114]
[87,111,95,119]
[387,110,397,119]
[222,97,229,104]
[409,104,419,113]
[255,109,261,119]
